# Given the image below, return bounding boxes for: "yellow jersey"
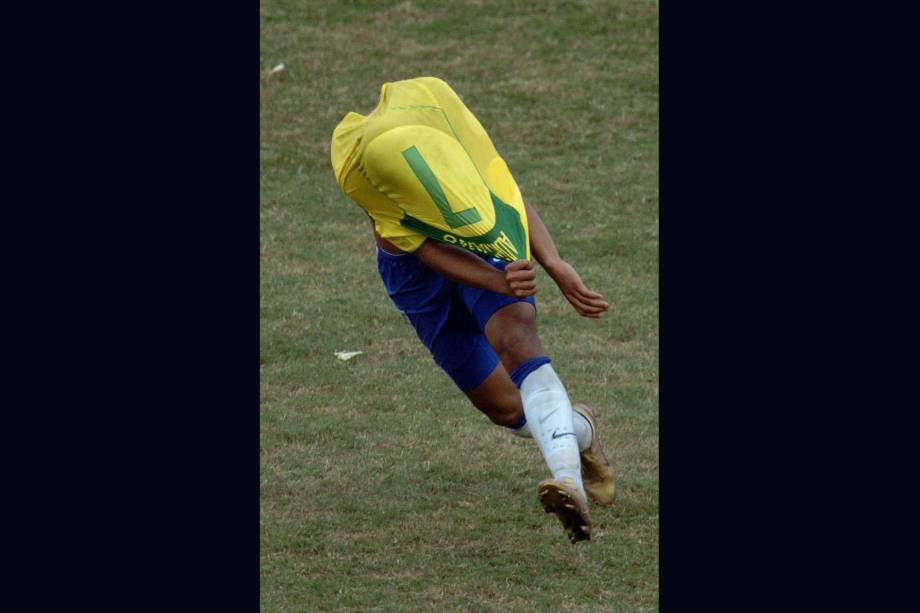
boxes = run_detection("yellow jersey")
[330,77,530,261]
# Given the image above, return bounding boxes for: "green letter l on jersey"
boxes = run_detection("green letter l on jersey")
[401,146,482,229]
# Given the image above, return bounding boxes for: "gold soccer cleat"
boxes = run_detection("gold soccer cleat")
[538,477,592,544]
[573,403,616,506]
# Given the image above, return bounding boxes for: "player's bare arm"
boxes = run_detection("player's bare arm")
[524,200,610,319]
[414,239,537,298]
[375,228,535,297]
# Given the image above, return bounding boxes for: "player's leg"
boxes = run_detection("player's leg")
[377,247,605,542]
[458,272,588,449]
[439,290,585,541]
[480,299,616,513]
[480,302,591,453]
[482,302,615,507]
[482,303,587,490]
[451,337,591,543]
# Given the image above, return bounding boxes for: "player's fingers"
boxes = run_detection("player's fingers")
[506,259,533,273]
[513,287,536,297]
[506,276,534,290]
[573,286,608,309]
[564,294,604,316]
[510,280,536,290]
[510,275,536,285]
[574,281,604,300]
[566,290,605,309]
[506,266,536,278]
[565,292,607,314]
[574,302,603,319]
[568,298,603,319]
[506,269,536,283]
[511,280,537,292]
[578,295,609,310]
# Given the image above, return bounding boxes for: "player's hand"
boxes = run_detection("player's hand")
[505,259,537,298]
[546,258,609,319]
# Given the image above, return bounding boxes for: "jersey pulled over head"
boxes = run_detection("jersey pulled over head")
[331,77,530,261]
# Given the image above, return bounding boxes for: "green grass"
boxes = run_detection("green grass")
[261,0,658,610]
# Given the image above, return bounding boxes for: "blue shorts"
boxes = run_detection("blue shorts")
[377,247,536,391]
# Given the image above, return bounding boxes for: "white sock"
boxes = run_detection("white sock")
[519,363,586,498]
[510,411,592,452]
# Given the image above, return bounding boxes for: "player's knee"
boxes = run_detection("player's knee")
[492,311,540,368]
[474,390,523,428]
[486,403,523,428]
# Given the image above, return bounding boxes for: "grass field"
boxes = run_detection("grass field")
[260,1,658,610]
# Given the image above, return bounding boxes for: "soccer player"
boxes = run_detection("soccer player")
[331,77,614,543]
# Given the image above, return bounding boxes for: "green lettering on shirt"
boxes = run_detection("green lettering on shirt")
[400,191,527,262]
